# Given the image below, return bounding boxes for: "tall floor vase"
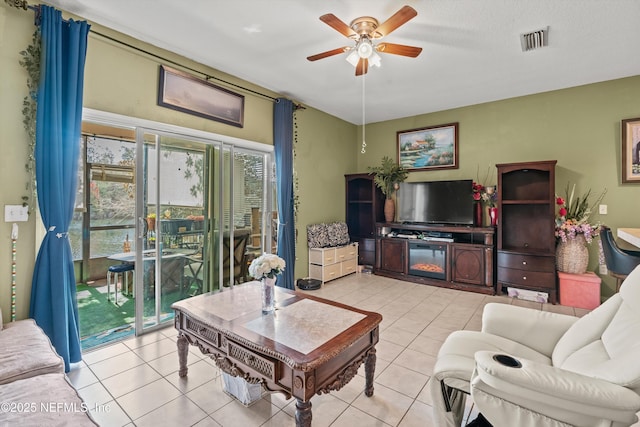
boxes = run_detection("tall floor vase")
[474,202,483,227]
[384,199,395,223]
[556,235,589,274]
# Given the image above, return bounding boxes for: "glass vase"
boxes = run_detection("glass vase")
[261,276,276,314]
[489,207,498,226]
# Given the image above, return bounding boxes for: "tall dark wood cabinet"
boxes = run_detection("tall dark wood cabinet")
[345,174,385,266]
[496,160,558,303]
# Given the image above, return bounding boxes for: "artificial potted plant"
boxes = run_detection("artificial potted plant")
[554,183,606,274]
[368,156,409,222]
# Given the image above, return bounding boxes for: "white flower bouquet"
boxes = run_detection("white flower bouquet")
[249,253,285,280]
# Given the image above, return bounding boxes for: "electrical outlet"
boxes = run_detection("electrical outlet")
[599,204,608,215]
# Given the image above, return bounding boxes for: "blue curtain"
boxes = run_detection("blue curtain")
[29,6,90,372]
[273,98,295,289]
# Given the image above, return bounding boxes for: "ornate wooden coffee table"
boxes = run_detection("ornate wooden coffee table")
[172,282,382,427]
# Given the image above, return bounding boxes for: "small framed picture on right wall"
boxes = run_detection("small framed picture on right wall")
[621,117,640,183]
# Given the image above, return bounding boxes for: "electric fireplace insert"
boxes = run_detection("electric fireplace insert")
[408,241,447,280]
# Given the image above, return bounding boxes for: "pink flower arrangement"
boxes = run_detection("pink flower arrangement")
[555,217,599,243]
[554,184,606,243]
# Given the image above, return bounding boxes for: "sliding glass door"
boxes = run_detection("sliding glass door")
[210,146,274,293]
[134,129,210,333]
[134,128,274,334]
[75,109,275,342]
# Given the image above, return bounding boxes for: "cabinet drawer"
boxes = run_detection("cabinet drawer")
[498,267,556,289]
[309,248,337,265]
[310,263,341,282]
[309,263,323,280]
[227,340,277,381]
[497,252,555,272]
[341,258,357,275]
[185,316,220,347]
[323,262,342,280]
[335,244,357,262]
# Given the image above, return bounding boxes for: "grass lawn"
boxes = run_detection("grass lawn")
[76,283,184,349]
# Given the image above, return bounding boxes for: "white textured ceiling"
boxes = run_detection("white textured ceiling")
[45,0,640,124]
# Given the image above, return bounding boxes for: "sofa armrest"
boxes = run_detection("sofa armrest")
[471,350,640,424]
[481,303,578,356]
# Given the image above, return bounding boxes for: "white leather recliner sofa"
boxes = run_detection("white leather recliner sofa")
[430,265,640,427]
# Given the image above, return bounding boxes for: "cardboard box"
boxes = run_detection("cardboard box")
[507,287,549,303]
[558,271,601,310]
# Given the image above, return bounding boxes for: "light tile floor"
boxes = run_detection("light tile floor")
[70,273,595,426]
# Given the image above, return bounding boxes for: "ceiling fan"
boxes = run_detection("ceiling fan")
[307,5,422,76]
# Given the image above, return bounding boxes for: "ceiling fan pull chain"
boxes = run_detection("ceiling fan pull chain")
[361,74,367,154]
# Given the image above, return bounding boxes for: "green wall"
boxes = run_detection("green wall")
[1,2,638,324]
[0,3,356,323]
[295,107,358,273]
[1,5,39,323]
[356,77,640,297]
[84,30,276,145]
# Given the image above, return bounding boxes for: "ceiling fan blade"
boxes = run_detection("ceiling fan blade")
[319,13,357,38]
[376,43,422,58]
[376,5,418,37]
[355,58,368,76]
[307,47,349,61]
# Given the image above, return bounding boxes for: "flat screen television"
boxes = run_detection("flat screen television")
[397,179,474,225]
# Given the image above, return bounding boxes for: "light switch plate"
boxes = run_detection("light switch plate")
[4,205,29,222]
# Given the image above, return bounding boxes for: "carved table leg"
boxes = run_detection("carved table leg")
[295,399,312,427]
[177,334,189,377]
[364,347,376,397]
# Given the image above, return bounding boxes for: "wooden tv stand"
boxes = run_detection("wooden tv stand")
[374,222,496,295]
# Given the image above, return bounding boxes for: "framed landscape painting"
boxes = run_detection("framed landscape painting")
[622,117,640,183]
[397,123,459,171]
[158,65,244,128]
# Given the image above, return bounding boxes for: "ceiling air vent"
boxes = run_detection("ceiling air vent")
[520,26,549,52]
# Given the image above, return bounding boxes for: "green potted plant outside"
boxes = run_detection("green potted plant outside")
[368,156,409,222]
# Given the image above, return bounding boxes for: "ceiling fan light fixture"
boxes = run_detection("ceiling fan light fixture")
[346,49,360,67]
[369,51,381,68]
[308,6,420,76]
[347,45,381,68]
[357,38,373,58]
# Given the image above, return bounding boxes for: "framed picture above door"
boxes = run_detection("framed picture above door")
[157,65,245,128]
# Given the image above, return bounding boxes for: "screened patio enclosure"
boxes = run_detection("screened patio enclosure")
[70,109,276,341]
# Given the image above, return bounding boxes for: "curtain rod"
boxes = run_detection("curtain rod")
[91,30,305,110]
[5,0,306,110]
[90,29,281,103]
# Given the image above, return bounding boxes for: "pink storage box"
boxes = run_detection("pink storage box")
[558,271,601,310]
